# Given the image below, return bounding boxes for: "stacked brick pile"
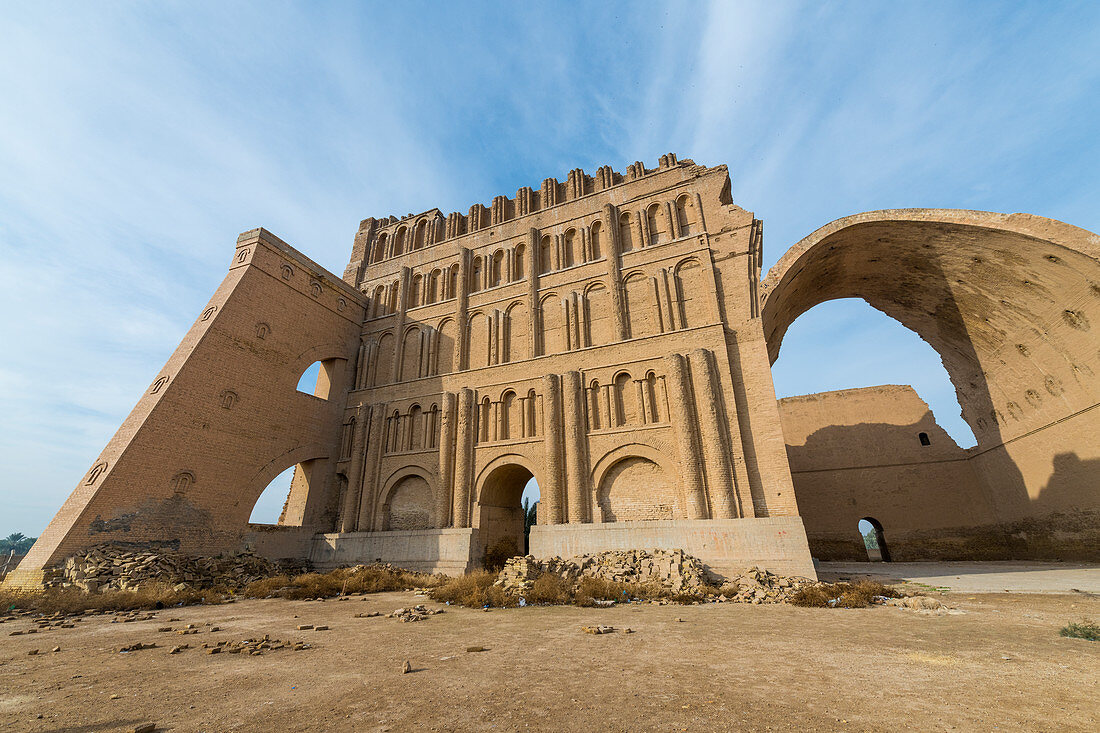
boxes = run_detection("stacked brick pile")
[720,566,814,604]
[44,546,292,593]
[495,549,815,603]
[496,548,715,595]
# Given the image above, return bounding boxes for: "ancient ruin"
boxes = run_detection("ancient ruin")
[6,155,1099,588]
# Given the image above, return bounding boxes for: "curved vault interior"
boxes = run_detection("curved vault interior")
[761,210,1100,450]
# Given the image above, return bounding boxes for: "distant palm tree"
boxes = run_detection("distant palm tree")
[1,533,35,554]
[522,499,538,553]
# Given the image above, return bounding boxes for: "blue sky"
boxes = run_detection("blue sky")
[2,2,1098,534]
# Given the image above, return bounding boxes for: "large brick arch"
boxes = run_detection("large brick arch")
[762,209,1100,555]
[7,229,366,587]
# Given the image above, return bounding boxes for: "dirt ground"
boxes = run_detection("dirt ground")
[1,588,1098,732]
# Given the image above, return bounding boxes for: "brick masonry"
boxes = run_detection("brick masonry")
[6,157,1099,587]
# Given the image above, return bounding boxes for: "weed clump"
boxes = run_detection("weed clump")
[523,573,572,605]
[429,571,519,608]
[788,580,902,608]
[241,565,444,600]
[1060,619,1100,641]
[0,584,223,615]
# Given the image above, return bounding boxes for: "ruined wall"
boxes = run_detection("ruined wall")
[779,386,996,560]
[333,156,799,571]
[764,210,1100,561]
[7,229,366,587]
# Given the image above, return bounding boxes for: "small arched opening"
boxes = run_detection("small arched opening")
[858,517,891,562]
[249,462,316,526]
[296,359,343,400]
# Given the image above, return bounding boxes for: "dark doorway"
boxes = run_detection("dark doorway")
[477,464,535,569]
[858,517,891,562]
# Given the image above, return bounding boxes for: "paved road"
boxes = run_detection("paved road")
[816,561,1100,593]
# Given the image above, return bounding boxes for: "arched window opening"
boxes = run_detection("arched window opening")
[479,396,492,442]
[526,388,537,437]
[427,404,440,448]
[491,250,504,286]
[513,243,526,280]
[371,285,386,317]
[409,274,422,309]
[413,220,427,250]
[427,270,441,304]
[859,518,891,562]
[393,227,406,257]
[388,410,402,453]
[296,359,342,400]
[563,229,577,268]
[501,390,516,439]
[408,405,424,450]
[645,371,661,423]
[387,281,399,314]
[470,256,483,293]
[447,264,459,299]
[590,221,603,260]
[675,195,692,236]
[589,380,602,430]
[613,372,634,426]
[539,236,553,274]
[918,432,931,446]
[340,418,355,459]
[372,234,387,264]
[619,212,634,253]
[646,204,662,246]
[249,462,316,526]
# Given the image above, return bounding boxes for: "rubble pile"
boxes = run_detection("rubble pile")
[44,545,293,593]
[719,566,815,604]
[389,604,445,622]
[497,549,715,595]
[199,635,312,655]
[495,549,815,604]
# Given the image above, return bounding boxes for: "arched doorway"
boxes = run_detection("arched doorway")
[476,463,535,568]
[858,517,891,562]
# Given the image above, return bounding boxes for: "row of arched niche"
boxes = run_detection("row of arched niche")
[364,193,701,319]
[340,366,670,460]
[355,255,709,387]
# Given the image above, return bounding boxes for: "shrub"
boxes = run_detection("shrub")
[524,573,573,605]
[1060,619,1100,641]
[483,538,519,572]
[576,576,642,603]
[789,580,902,608]
[242,565,444,600]
[429,571,519,608]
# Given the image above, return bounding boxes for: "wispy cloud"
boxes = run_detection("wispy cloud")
[2,2,1098,533]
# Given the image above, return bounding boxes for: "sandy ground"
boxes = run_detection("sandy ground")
[819,561,1100,593]
[1,584,1098,733]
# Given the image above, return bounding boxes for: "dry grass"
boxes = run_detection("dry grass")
[241,565,444,600]
[429,571,519,608]
[1059,619,1099,641]
[0,565,445,614]
[523,573,573,605]
[0,583,223,615]
[788,580,902,608]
